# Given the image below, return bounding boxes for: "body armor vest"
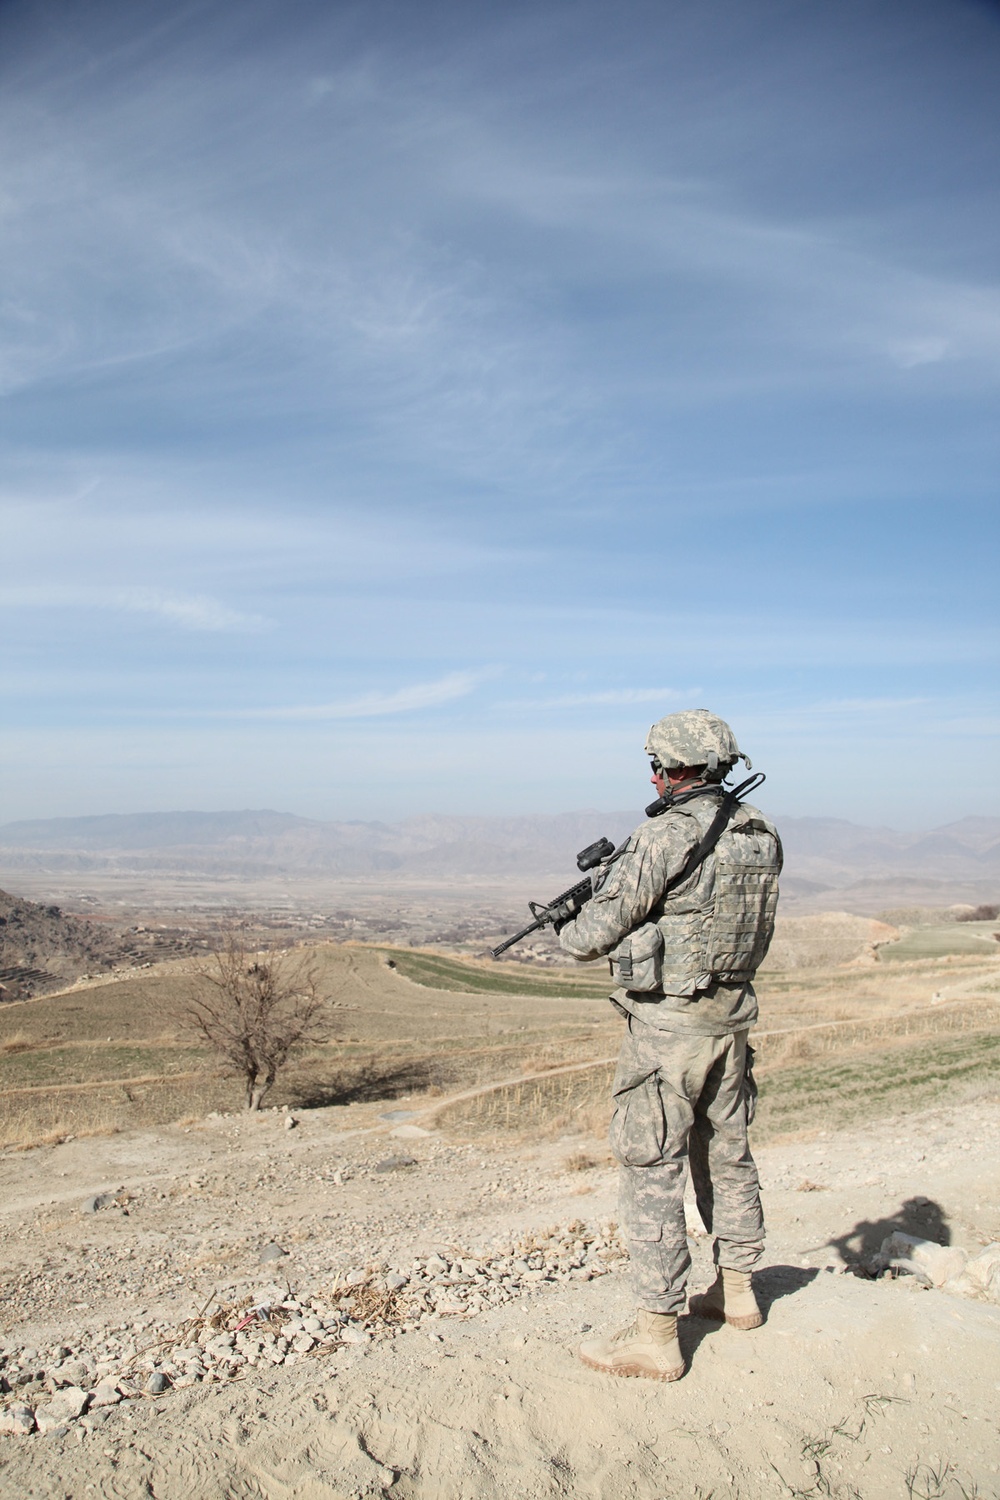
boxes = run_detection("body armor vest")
[652,799,781,995]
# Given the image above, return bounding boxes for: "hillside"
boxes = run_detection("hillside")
[1,808,998,912]
[0,889,122,1000]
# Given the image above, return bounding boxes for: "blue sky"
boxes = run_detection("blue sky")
[1,0,998,827]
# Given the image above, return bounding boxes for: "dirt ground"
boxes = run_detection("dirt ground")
[1,1079,999,1499]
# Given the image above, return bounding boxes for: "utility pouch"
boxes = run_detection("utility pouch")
[608,922,664,992]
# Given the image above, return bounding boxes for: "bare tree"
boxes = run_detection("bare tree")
[180,931,327,1111]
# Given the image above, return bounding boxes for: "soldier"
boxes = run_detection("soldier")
[557,710,781,1382]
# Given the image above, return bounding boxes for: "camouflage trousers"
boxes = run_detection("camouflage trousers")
[609,1014,764,1315]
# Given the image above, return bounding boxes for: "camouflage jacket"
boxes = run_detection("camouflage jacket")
[558,790,782,1035]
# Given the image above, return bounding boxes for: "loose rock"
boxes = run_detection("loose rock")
[0,1403,35,1435]
[89,1382,123,1408]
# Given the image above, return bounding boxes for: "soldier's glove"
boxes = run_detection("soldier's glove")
[549,895,583,934]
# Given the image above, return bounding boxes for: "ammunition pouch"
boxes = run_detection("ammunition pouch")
[608,922,664,993]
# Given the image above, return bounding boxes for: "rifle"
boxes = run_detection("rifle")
[489,773,766,961]
[489,836,618,959]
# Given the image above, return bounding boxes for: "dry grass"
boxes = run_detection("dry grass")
[563,1148,602,1172]
[3,938,999,1150]
[0,940,620,1143]
[434,1000,1000,1144]
[436,1065,616,1138]
[0,1073,241,1150]
[0,1031,32,1055]
[754,996,997,1066]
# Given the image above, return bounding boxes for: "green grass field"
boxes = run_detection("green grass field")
[878,921,1000,962]
[383,947,612,998]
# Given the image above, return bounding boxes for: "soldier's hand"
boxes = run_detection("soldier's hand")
[550,895,582,933]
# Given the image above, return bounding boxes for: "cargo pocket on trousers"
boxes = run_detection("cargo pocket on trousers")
[609,1068,668,1167]
[743,1043,758,1127]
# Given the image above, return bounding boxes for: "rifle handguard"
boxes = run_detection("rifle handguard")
[490,838,616,959]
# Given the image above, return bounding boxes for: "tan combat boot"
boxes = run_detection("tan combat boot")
[689,1267,763,1329]
[579,1309,685,1382]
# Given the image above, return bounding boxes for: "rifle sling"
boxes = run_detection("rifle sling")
[662,792,737,894]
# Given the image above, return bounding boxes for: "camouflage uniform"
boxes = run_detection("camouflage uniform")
[559,712,782,1316]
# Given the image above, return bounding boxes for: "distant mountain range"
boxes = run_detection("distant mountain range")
[0,809,998,910]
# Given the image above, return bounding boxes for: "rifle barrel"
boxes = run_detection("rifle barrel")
[490,917,545,959]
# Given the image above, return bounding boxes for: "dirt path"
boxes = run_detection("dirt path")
[1,1089,999,1498]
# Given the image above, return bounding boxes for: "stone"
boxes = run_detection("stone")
[944,1242,1000,1304]
[0,1403,36,1435]
[291,1334,315,1354]
[35,1405,71,1435]
[89,1382,122,1408]
[391,1125,431,1140]
[339,1326,370,1346]
[251,1283,286,1305]
[259,1243,288,1263]
[284,1117,298,1131]
[374,1156,417,1173]
[876,1232,968,1287]
[55,1361,90,1388]
[48,1387,89,1421]
[145,1373,171,1395]
[81,1191,118,1215]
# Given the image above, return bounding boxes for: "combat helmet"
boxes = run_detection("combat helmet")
[645,709,751,780]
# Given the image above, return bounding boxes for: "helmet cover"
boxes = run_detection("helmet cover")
[644,709,750,774]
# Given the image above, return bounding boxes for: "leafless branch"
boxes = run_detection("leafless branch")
[178,930,327,1110]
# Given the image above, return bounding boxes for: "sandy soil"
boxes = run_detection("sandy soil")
[2,1086,999,1499]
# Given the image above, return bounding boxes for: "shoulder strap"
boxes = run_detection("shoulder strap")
[663,772,765,893]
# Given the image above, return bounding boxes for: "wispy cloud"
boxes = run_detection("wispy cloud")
[114,588,267,633]
[221,671,482,720]
[0,585,266,633]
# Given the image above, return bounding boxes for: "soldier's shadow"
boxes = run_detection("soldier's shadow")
[827,1197,950,1269]
[681,1265,818,1358]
